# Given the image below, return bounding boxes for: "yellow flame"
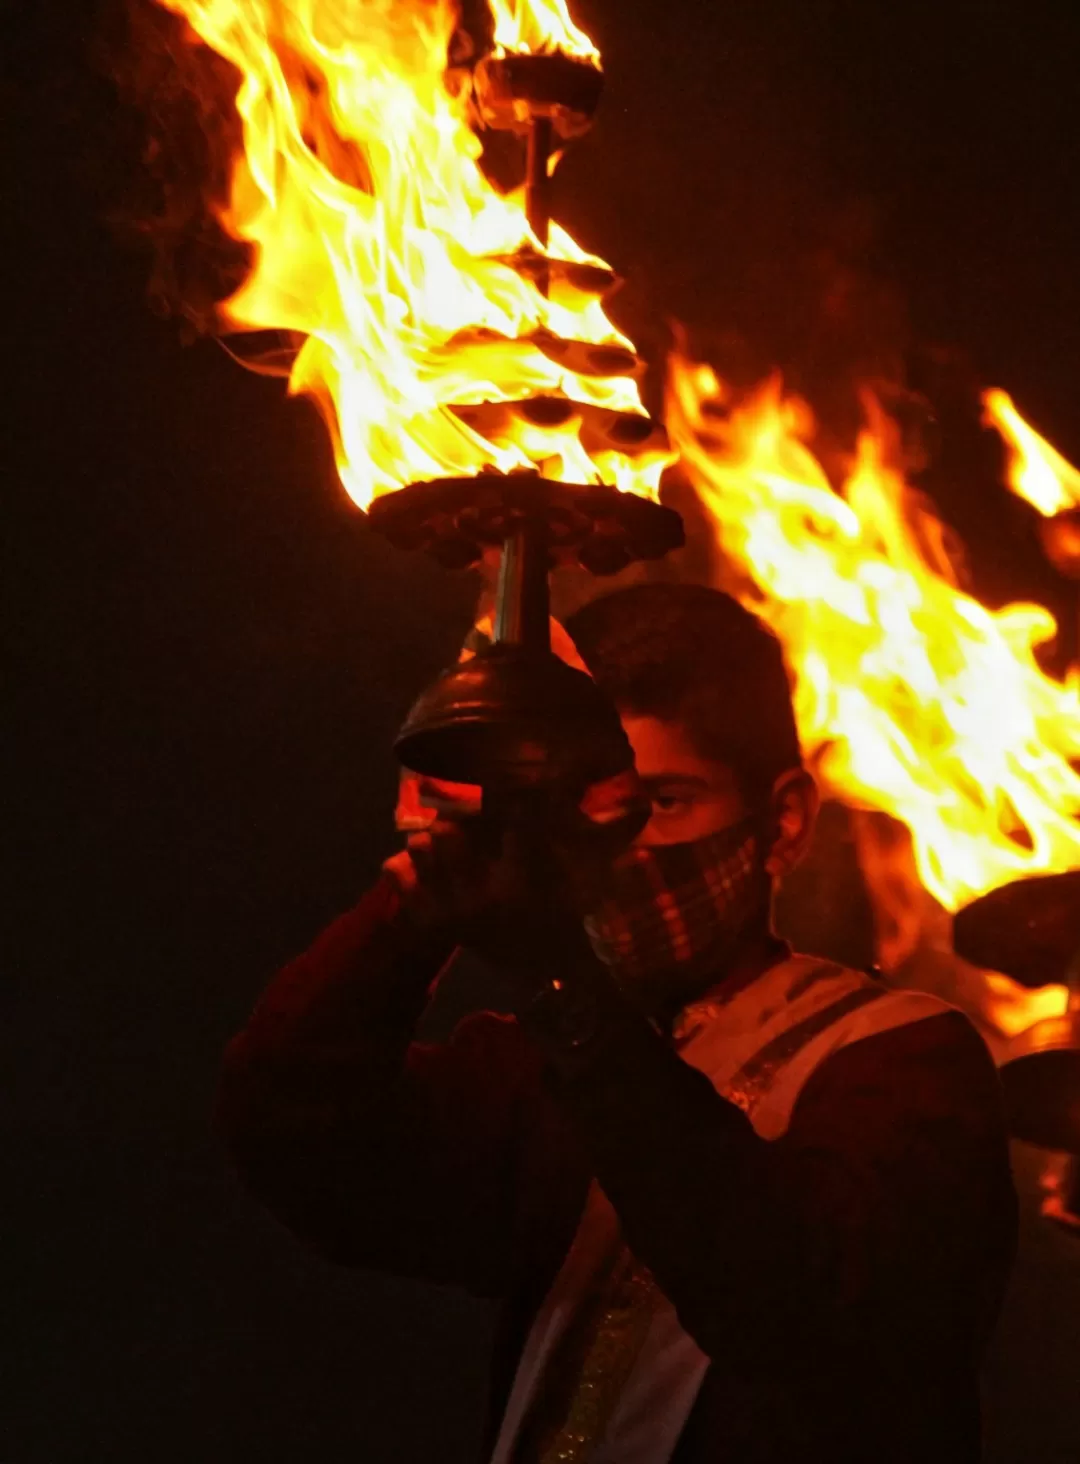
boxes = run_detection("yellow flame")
[151,0,1079,930]
[982,388,1080,517]
[982,972,1070,1039]
[488,0,599,58]
[668,357,1080,911]
[155,0,661,508]
[851,811,1070,1036]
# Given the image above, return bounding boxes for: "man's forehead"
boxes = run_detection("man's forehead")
[619,713,739,788]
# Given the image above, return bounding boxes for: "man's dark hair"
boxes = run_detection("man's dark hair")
[564,583,802,801]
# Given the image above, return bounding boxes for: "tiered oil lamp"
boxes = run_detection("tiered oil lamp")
[368,48,683,803]
[955,870,1080,1231]
[952,478,1080,1230]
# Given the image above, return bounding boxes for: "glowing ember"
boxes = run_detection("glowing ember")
[982,388,1080,517]
[153,0,664,507]
[667,357,1080,912]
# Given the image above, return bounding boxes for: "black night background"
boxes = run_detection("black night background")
[7,1,1080,1459]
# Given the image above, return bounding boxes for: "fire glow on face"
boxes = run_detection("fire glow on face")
[151,0,668,508]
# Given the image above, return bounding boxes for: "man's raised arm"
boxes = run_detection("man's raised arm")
[216,865,571,1297]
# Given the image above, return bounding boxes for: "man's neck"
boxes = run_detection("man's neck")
[709,927,791,1006]
[649,925,791,1035]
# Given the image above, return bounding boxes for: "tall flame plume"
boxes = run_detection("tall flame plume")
[150,0,1080,936]
[668,358,1080,913]
[154,0,664,508]
[488,0,599,59]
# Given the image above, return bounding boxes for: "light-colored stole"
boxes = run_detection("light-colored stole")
[489,959,951,1464]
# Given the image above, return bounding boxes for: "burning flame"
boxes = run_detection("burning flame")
[149,0,1077,965]
[982,972,1070,1039]
[154,0,663,508]
[488,0,599,59]
[851,810,1070,1038]
[982,388,1080,517]
[668,358,1080,912]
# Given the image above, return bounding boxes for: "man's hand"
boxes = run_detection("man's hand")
[393,816,506,941]
[385,790,637,974]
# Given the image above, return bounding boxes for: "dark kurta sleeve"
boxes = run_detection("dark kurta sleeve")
[529,982,1017,1376]
[216,871,567,1297]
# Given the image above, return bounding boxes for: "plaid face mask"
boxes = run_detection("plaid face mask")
[583,816,766,989]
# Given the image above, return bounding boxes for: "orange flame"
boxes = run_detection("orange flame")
[982,972,1070,1040]
[154,0,664,508]
[852,810,1069,1039]
[668,357,1080,912]
[982,388,1080,517]
[151,2,1079,951]
[488,0,599,58]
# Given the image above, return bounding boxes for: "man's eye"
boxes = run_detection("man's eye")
[652,792,689,814]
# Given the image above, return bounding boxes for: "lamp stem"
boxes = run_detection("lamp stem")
[498,119,553,649]
[493,521,551,653]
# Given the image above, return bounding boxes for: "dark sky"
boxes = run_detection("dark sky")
[8,2,1080,1461]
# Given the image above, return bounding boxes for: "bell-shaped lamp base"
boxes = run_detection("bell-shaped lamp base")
[395,642,635,794]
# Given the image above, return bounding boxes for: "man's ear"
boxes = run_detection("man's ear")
[763,768,819,878]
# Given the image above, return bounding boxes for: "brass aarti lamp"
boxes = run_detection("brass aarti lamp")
[368,48,683,802]
[955,870,1080,1230]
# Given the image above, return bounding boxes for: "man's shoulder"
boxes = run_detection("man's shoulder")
[771,953,973,1067]
[833,1000,997,1081]
[742,955,999,1139]
[684,953,956,1067]
[791,995,1003,1134]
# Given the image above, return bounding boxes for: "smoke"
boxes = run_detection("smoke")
[98,0,520,339]
[98,0,250,336]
